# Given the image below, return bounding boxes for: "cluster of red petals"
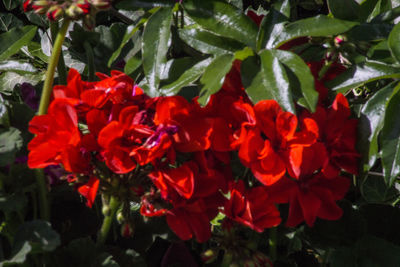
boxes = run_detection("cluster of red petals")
[28,54,359,242]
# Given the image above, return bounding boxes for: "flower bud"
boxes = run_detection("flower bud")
[23,0,33,12]
[46,5,64,21]
[121,222,135,238]
[90,0,112,10]
[83,13,96,30]
[201,249,218,264]
[65,4,85,19]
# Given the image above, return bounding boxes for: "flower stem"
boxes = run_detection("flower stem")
[50,22,67,85]
[97,195,120,246]
[38,19,70,115]
[35,19,70,222]
[269,226,277,261]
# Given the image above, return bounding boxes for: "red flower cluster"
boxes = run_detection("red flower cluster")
[28,59,358,242]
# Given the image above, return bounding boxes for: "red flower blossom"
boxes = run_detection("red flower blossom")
[238,100,318,185]
[302,93,359,177]
[28,99,91,173]
[267,143,350,227]
[154,96,213,153]
[77,176,100,208]
[223,180,281,232]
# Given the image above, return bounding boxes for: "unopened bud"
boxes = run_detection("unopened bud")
[121,222,134,237]
[253,251,273,267]
[83,13,96,30]
[201,249,218,264]
[90,0,112,10]
[46,5,64,21]
[65,4,85,19]
[23,0,33,12]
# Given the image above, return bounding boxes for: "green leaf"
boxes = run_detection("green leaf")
[361,174,398,203]
[161,57,212,95]
[178,27,245,56]
[0,127,23,167]
[243,50,294,113]
[381,83,400,186]
[124,54,142,75]
[271,15,359,48]
[0,60,37,74]
[116,0,175,9]
[347,23,393,42]
[326,61,400,92]
[0,94,9,128]
[359,82,396,170]
[0,13,23,31]
[0,71,43,95]
[327,0,360,21]
[270,49,318,112]
[0,193,27,213]
[0,26,37,62]
[388,23,400,63]
[0,242,31,267]
[257,0,290,50]
[371,5,400,22]
[142,7,173,97]
[108,18,147,67]
[13,220,60,254]
[1,0,22,11]
[198,54,235,106]
[183,0,258,48]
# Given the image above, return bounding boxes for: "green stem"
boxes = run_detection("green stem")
[38,19,70,115]
[97,195,120,246]
[34,19,70,222]
[269,227,277,261]
[35,169,50,221]
[50,22,67,85]
[84,41,95,81]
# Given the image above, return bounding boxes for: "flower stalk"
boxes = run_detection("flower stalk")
[35,18,70,221]
[97,195,120,246]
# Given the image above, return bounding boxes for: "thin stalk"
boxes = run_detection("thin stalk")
[35,19,70,222]
[269,227,277,261]
[97,195,120,246]
[38,19,70,115]
[50,22,68,85]
[84,41,95,81]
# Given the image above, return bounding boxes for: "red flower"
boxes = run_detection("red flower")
[223,180,281,232]
[238,100,318,185]
[28,99,91,173]
[154,96,213,152]
[267,143,350,227]
[77,176,100,208]
[302,93,359,177]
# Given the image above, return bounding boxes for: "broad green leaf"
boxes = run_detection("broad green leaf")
[359,82,396,170]
[198,54,235,106]
[0,60,37,74]
[361,174,398,203]
[381,84,400,185]
[25,41,49,63]
[108,18,147,67]
[371,5,400,22]
[257,0,290,50]
[0,242,31,267]
[0,26,37,62]
[347,23,393,41]
[2,0,22,11]
[124,54,142,75]
[0,127,23,167]
[183,0,258,48]
[178,27,245,56]
[271,15,359,48]
[160,57,199,82]
[116,0,175,9]
[161,57,212,95]
[13,220,60,254]
[0,71,43,95]
[388,23,400,63]
[243,50,294,113]
[327,0,360,21]
[270,49,318,112]
[142,7,173,96]
[0,13,23,31]
[326,61,400,92]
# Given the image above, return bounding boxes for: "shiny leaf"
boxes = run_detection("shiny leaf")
[183,0,258,48]
[388,22,400,63]
[142,7,173,96]
[198,54,234,106]
[244,50,294,113]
